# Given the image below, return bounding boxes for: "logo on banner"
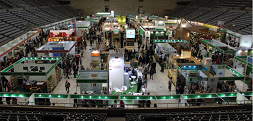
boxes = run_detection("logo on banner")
[197,76,202,81]
[112,65,121,69]
[91,74,98,77]
[112,59,121,62]
[113,28,119,34]
[210,79,215,82]
[81,76,88,78]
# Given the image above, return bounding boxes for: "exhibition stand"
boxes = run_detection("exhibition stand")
[36,41,76,57]
[91,50,101,70]
[47,30,75,42]
[75,20,90,36]
[177,65,216,93]
[202,39,236,66]
[0,29,41,62]
[155,43,177,63]
[76,70,108,95]
[108,53,124,94]
[0,57,61,92]
[168,54,202,84]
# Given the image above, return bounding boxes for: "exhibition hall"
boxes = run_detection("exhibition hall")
[0,0,252,121]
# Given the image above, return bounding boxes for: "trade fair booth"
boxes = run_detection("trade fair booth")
[108,53,124,91]
[36,41,76,57]
[202,39,236,66]
[155,43,177,63]
[0,57,61,93]
[91,50,101,70]
[75,20,90,36]
[76,70,109,95]
[233,56,252,91]
[47,30,75,42]
[0,30,41,62]
[168,53,202,84]
[177,65,212,93]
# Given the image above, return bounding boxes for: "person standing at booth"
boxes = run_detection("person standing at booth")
[137,77,142,93]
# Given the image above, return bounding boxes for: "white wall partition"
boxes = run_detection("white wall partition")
[109,54,124,89]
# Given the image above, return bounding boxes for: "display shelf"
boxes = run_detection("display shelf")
[48,75,55,91]
[55,66,61,83]
[10,76,18,89]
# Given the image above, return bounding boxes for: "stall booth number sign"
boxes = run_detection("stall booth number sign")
[80,72,108,79]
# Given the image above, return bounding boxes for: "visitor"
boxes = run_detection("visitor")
[73,63,77,78]
[168,77,172,91]
[150,69,154,80]
[113,100,117,108]
[160,61,164,72]
[65,80,70,93]
[6,97,11,105]
[73,92,77,107]
[143,68,148,80]
[6,80,11,92]
[120,100,125,108]
[137,77,142,93]
[151,61,156,73]
[179,85,184,94]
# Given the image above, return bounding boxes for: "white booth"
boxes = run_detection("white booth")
[36,41,76,57]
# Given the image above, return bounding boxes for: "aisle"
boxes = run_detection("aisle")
[51,44,95,105]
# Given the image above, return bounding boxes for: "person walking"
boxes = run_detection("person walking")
[144,68,148,80]
[168,77,172,91]
[160,61,164,72]
[73,64,77,78]
[150,69,154,80]
[151,61,156,73]
[65,80,70,93]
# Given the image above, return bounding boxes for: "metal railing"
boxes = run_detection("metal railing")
[0,100,251,109]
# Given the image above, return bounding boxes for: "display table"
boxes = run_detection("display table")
[86,91,94,94]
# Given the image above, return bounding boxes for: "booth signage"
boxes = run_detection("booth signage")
[113,28,119,34]
[126,29,135,38]
[79,72,108,80]
[158,23,164,26]
[77,80,107,83]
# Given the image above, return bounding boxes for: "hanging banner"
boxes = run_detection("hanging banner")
[207,77,218,93]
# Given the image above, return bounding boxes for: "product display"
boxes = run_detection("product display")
[10,76,18,90]
[48,75,55,91]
